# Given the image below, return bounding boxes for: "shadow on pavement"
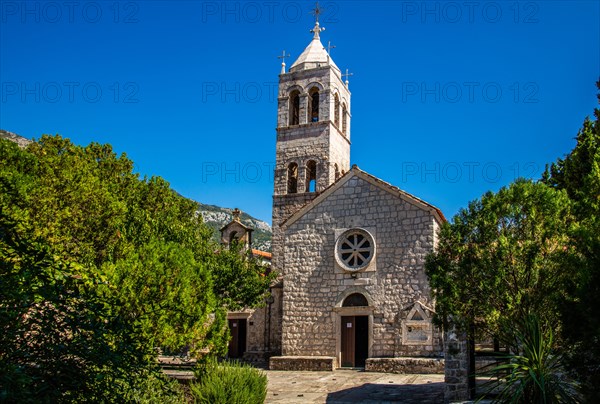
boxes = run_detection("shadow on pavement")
[325,381,445,403]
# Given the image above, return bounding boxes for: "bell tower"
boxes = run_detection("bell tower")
[271,13,352,273]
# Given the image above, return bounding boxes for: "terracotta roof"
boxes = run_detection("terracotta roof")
[252,249,272,260]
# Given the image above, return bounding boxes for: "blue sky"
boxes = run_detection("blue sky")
[1,1,598,224]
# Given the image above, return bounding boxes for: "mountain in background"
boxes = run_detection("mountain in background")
[199,204,272,252]
[0,129,32,148]
[1,129,273,252]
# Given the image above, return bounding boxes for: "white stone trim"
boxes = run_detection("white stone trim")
[334,228,376,273]
[334,287,374,307]
[332,309,374,369]
[305,81,325,91]
[227,311,252,320]
[400,304,433,346]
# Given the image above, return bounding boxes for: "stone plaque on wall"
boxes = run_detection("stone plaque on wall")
[401,303,433,345]
[405,324,430,343]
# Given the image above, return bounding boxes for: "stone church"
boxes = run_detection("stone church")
[223,17,446,372]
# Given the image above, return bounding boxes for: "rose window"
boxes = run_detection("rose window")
[335,228,375,271]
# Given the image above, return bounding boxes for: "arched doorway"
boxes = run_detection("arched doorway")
[340,293,369,367]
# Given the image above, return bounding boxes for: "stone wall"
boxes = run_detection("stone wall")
[280,174,442,361]
[365,357,444,374]
[228,283,284,360]
[272,193,315,275]
[274,123,345,195]
[269,356,335,371]
[443,329,470,402]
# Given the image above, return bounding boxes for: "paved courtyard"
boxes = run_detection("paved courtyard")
[265,369,445,403]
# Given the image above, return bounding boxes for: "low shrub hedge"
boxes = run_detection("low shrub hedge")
[190,361,267,404]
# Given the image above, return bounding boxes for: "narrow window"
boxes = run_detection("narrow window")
[229,231,239,248]
[289,91,300,126]
[287,163,298,194]
[342,103,347,135]
[305,160,317,192]
[334,94,340,127]
[334,163,340,181]
[309,88,319,122]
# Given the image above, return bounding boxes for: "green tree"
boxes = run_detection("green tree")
[543,80,600,401]
[426,179,573,341]
[543,81,600,217]
[0,135,275,401]
[0,177,153,402]
[428,81,600,401]
[426,179,575,399]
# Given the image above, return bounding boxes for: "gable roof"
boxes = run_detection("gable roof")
[219,220,254,233]
[281,165,446,228]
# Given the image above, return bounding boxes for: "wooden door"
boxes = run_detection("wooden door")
[341,316,355,367]
[228,319,247,358]
[355,316,369,367]
[341,315,368,367]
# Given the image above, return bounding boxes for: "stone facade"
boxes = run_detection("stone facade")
[277,170,444,366]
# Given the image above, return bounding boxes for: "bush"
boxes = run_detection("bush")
[190,361,267,404]
[120,370,186,404]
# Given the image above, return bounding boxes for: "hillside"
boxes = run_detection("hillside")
[199,204,272,252]
[0,130,272,252]
[0,129,32,148]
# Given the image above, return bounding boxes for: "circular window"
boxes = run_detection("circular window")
[335,228,375,272]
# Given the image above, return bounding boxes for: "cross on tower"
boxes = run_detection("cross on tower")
[277,50,290,64]
[278,50,290,74]
[311,2,322,23]
[310,2,325,38]
[342,68,354,86]
[326,40,336,55]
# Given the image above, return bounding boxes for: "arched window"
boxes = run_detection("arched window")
[342,103,347,135]
[334,163,340,181]
[334,94,340,127]
[287,163,298,194]
[342,293,369,307]
[289,90,300,126]
[305,160,317,192]
[309,87,319,122]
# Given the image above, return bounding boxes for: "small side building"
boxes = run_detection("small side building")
[220,210,283,363]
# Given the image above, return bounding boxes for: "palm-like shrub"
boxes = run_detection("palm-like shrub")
[480,314,580,403]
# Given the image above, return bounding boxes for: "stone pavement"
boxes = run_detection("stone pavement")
[265,369,445,403]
